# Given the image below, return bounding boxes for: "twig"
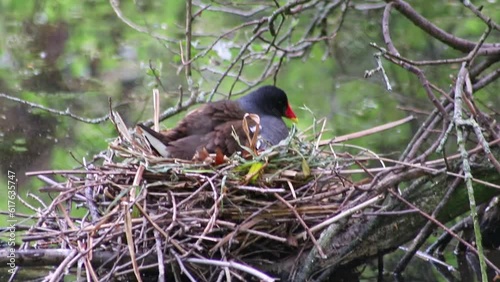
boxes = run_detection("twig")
[185,0,193,79]
[461,0,500,31]
[388,189,500,275]
[393,177,461,274]
[318,115,414,145]
[123,203,142,282]
[387,0,500,55]
[274,193,326,258]
[154,230,166,282]
[453,64,488,281]
[364,52,392,91]
[47,249,78,282]
[398,246,456,272]
[172,251,197,282]
[109,0,177,43]
[185,258,276,282]
[0,93,109,124]
[295,194,385,239]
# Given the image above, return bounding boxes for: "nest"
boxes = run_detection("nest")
[22,117,388,281]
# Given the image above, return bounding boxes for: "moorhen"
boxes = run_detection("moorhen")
[138,85,297,159]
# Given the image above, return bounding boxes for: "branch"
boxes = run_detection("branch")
[0,93,109,124]
[185,0,193,79]
[109,0,177,43]
[281,149,500,281]
[386,0,500,55]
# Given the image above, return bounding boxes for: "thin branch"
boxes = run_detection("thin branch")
[0,93,109,124]
[393,177,461,274]
[109,0,177,43]
[380,5,449,117]
[192,1,270,17]
[454,64,488,281]
[388,190,500,275]
[185,258,276,282]
[461,0,500,31]
[185,0,193,79]
[386,0,500,55]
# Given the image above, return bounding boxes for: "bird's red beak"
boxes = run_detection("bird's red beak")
[285,103,298,123]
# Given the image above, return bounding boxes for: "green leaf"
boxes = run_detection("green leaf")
[245,162,264,183]
[301,158,310,177]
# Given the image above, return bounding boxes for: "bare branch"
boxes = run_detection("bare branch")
[109,0,177,43]
[0,93,109,124]
[386,0,500,55]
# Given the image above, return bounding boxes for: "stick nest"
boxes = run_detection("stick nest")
[23,119,384,281]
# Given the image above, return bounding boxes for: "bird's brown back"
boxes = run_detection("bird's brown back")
[158,100,258,159]
[161,100,246,142]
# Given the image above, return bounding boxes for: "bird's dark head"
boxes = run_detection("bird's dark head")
[238,85,298,122]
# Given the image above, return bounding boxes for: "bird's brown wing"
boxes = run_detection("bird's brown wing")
[161,100,246,142]
[165,119,255,159]
[203,120,251,155]
[139,100,260,159]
